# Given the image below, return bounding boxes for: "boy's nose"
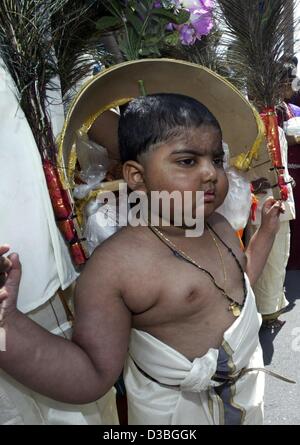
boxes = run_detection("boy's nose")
[200,161,217,183]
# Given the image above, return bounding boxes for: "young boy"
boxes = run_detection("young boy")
[0,93,283,425]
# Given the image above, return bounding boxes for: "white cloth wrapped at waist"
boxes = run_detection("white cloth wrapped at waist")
[124,274,265,425]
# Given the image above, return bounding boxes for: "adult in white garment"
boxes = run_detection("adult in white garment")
[0,60,118,425]
[248,127,295,328]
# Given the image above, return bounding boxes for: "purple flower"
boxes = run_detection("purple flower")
[201,0,214,9]
[181,0,213,10]
[190,10,213,37]
[153,1,162,7]
[178,24,197,45]
[166,22,175,31]
[167,0,214,45]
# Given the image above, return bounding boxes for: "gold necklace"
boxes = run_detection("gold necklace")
[206,224,227,289]
[149,224,243,317]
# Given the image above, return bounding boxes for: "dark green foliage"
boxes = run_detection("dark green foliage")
[96,0,189,60]
[0,0,109,159]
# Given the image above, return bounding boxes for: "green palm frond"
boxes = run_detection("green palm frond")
[217,0,296,109]
[0,0,109,160]
[0,0,65,159]
[52,0,111,97]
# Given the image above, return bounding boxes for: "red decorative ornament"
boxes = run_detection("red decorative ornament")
[43,160,88,265]
[70,243,88,265]
[260,108,288,201]
[250,185,259,222]
[58,219,77,242]
[43,160,72,219]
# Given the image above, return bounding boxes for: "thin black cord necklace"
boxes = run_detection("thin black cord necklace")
[148,223,247,317]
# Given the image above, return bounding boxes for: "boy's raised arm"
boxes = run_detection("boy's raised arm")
[245,197,284,286]
[0,245,131,404]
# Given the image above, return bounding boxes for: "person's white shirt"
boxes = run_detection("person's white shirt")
[0,60,78,313]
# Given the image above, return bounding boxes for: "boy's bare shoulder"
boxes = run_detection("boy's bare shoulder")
[91,226,153,268]
[78,226,153,295]
[208,211,233,230]
[208,212,242,249]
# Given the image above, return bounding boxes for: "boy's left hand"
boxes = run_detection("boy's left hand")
[260,197,285,235]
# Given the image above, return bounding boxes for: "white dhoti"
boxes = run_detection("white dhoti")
[0,369,118,425]
[124,275,265,425]
[248,222,290,316]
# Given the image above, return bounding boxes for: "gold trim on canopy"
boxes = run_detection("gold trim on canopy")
[57,58,273,226]
[59,59,269,190]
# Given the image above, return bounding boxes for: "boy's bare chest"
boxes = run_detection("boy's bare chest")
[124,242,246,332]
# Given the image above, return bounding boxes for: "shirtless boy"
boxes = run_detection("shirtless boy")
[0,93,283,425]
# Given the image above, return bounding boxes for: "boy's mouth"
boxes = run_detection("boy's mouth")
[204,190,216,203]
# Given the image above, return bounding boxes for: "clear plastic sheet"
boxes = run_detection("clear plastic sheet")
[73,131,110,200]
[217,142,252,230]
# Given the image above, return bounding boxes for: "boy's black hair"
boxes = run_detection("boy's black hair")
[118,93,221,163]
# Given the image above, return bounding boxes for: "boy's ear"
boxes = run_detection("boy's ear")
[122,160,146,191]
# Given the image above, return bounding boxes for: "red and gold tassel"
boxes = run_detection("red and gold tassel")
[260,108,288,201]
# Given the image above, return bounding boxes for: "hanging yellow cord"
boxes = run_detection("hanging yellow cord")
[57,97,133,190]
[231,109,266,171]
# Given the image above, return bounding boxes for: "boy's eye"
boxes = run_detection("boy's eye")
[213,157,224,167]
[177,159,196,167]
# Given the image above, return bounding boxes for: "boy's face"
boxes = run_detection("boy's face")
[280,78,295,101]
[136,124,228,220]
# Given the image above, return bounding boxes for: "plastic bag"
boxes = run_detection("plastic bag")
[84,199,119,254]
[73,131,110,199]
[283,117,300,136]
[216,142,251,230]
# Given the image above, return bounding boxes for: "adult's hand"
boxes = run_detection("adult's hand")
[0,246,21,319]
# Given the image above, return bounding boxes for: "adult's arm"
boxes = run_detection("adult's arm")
[0,245,131,404]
